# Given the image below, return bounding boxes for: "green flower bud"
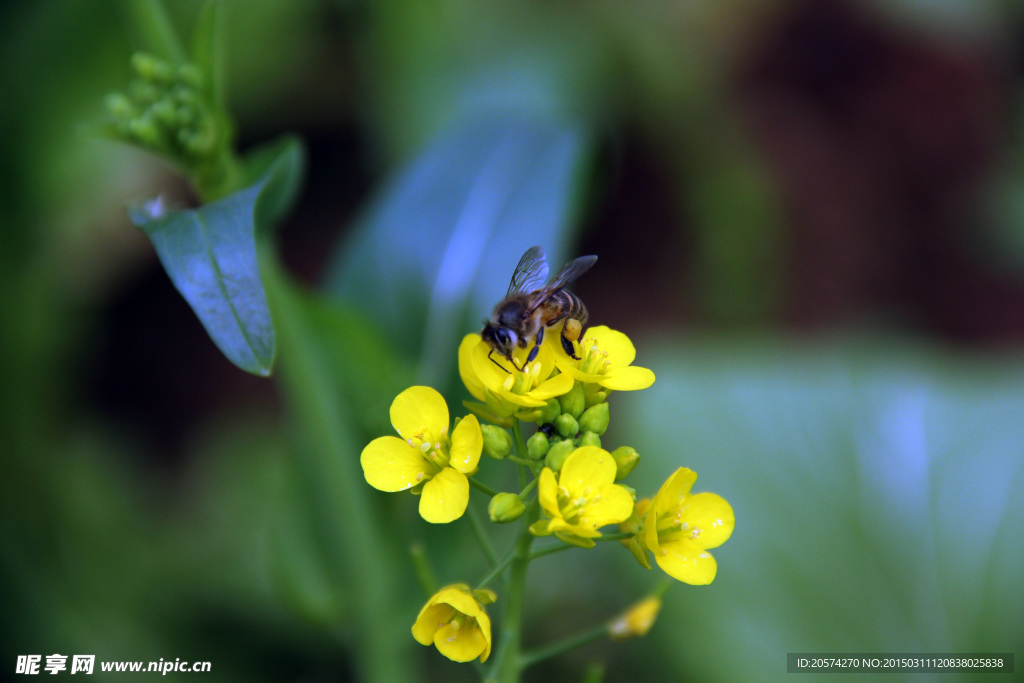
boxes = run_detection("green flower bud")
[150,99,177,127]
[488,493,526,523]
[128,114,164,147]
[481,424,512,460]
[177,63,204,89]
[578,402,609,436]
[527,432,549,460]
[104,92,136,119]
[578,431,601,448]
[173,85,199,106]
[611,446,640,481]
[130,80,160,106]
[540,398,561,424]
[558,381,585,419]
[555,413,579,439]
[544,439,575,472]
[131,52,174,82]
[585,389,609,408]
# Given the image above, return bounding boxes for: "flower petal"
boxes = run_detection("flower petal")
[583,483,635,527]
[654,537,718,585]
[476,607,492,662]
[559,446,617,495]
[419,467,469,523]
[449,414,483,473]
[537,467,560,520]
[434,621,487,663]
[459,335,487,402]
[412,603,452,645]
[588,326,636,366]
[653,467,697,518]
[528,370,575,400]
[391,386,448,443]
[360,436,430,492]
[670,492,735,549]
[434,584,482,617]
[600,366,656,391]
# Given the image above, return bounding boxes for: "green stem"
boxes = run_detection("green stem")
[470,477,500,497]
[124,0,186,63]
[593,531,634,542]
[518,477,537,499]
[519,622,609,669]
[476,547,517,591]
[486,417,537,682]
[410,543,438,598]
[467,503,499,566]
[507,455,537,468]
[528,542,573,561]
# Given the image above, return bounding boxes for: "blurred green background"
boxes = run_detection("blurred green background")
[2,0,1023,681]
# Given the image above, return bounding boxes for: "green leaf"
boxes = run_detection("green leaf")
[323,115,590,387]
[128,137,304,376]
[617,338,1024,681]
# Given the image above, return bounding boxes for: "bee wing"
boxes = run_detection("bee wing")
[525,254,598,314]
[506,245,550,296]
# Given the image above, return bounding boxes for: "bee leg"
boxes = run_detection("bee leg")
[526,327,543,364]
[560,334,580,359]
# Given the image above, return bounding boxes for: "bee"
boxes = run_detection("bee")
[481,245,597,372]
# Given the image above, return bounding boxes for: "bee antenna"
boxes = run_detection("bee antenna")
[488,348,511,374]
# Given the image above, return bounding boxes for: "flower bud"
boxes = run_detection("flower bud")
[177,63,204,89]
[131,52,174,82]
[611,446,640,481]
[558,381,585,419]
[488,493,526,523]
[544,440,575,472]
[150,98,177,127]
[540,398,561,424]
[608,596,662,641]
[481,424,512,460]
[526,431,549,460]
[104,92,136,119]
[577,431,601,448]
[128,114,164,147]
[585,389,609,408]
[555,413,579,439]
[578,402,609,436]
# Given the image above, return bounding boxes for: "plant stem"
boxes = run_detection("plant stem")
[125,0,186,63]
[470,477,500,497]
[519,622,609,669]
[410,543,438,598]
[485,417,537,682]
[528,542,573,561]
[467,503,499,566]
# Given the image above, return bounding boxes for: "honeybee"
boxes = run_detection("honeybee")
[481,245,597,372]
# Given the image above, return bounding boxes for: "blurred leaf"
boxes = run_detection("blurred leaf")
[324,115,590,387]
[128,137,303,376]
[615,338,1024,682]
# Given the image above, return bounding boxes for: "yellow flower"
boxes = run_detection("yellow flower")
[458,333,573,422]
[412,584,495,663]
[529,446,635,547]
[607,596,662,641]
[553,325,655,391]
[360,386,482,523]
[640,468,734,585]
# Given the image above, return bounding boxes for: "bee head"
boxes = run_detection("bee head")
[481,322,517,357]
